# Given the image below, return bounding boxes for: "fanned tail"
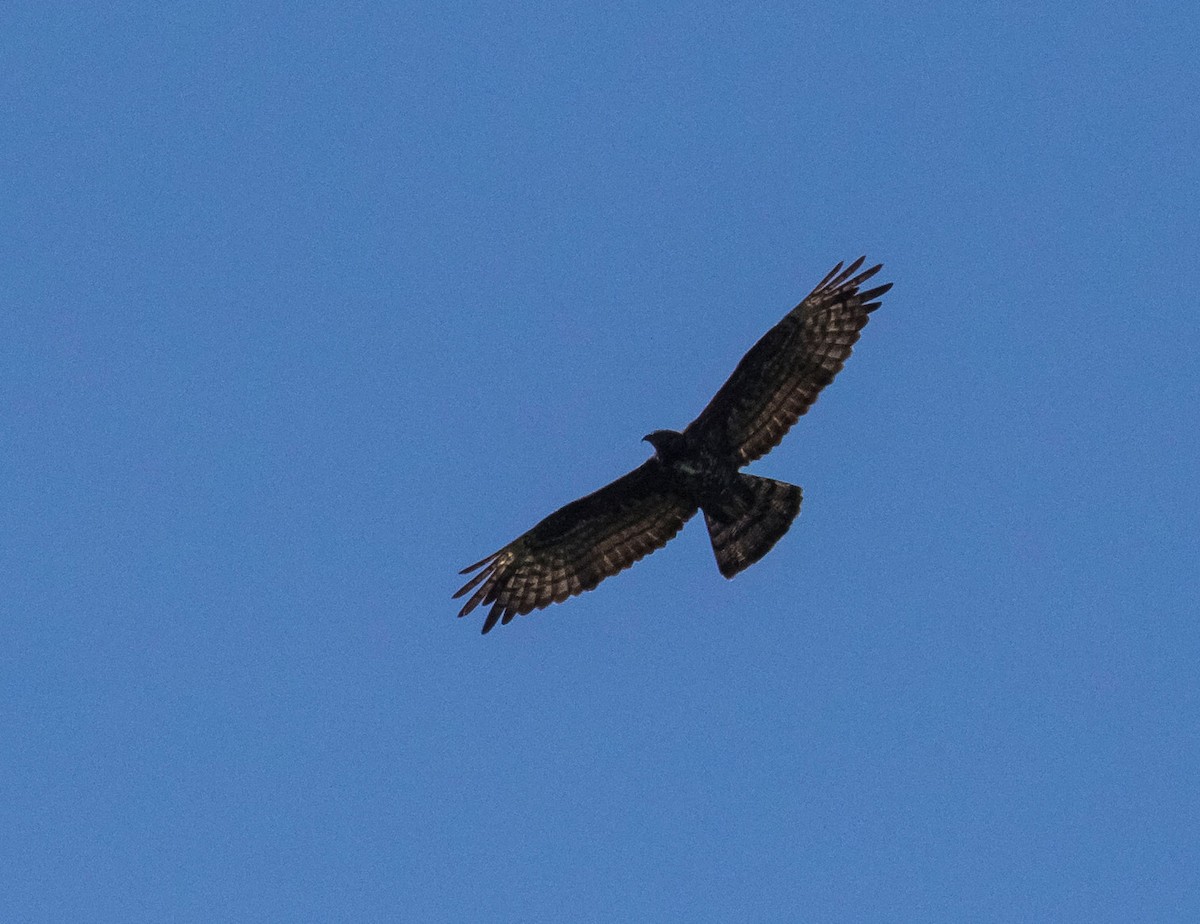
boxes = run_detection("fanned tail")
[702,475,802,578]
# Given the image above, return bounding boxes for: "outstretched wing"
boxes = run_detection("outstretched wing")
[454,461,697,633]
[684,257,891,466]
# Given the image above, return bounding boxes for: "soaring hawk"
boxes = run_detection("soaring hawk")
[455,257,891,633]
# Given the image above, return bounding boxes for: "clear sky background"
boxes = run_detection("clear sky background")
[4,3,1199,921]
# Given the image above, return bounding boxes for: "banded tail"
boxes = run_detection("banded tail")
[703,475,803,578]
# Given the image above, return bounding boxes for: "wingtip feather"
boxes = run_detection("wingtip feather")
[459,550,500,574]
[815,260,845,289]
[452,567,490,600]
[833,255,866,286]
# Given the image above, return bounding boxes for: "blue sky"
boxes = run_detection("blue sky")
[4,2,1199,921]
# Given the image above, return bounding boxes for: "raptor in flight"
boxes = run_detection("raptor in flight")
[455,257,891,633]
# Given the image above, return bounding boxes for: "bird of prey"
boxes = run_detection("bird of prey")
[455,257,891,633]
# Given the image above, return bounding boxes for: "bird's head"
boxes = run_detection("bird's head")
[642,429,686,461]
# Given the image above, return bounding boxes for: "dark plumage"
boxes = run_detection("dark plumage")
[455,257,891,633]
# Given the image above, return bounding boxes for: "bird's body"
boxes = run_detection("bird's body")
[455,257,891,633]
[643,429,737,511]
